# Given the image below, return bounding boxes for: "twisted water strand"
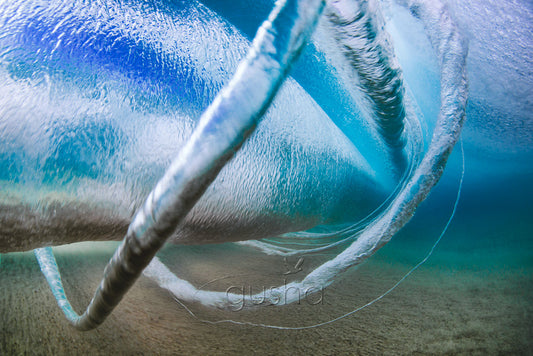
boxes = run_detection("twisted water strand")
[144,0,467,310]
[34,247,79,321]
[35,0,326,330]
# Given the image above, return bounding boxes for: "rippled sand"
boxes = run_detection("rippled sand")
[1,221,531,355]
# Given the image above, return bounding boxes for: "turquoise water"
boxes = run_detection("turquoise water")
[0,0,532,353]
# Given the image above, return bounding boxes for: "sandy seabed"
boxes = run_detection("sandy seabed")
[1,222,531,356]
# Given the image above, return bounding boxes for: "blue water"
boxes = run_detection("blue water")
[0,0,532,353]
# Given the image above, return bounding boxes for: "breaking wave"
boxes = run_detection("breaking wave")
[0,0,468,329]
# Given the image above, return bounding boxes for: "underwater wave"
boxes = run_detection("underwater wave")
[0,0,469,329]
[0,0,389,252]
